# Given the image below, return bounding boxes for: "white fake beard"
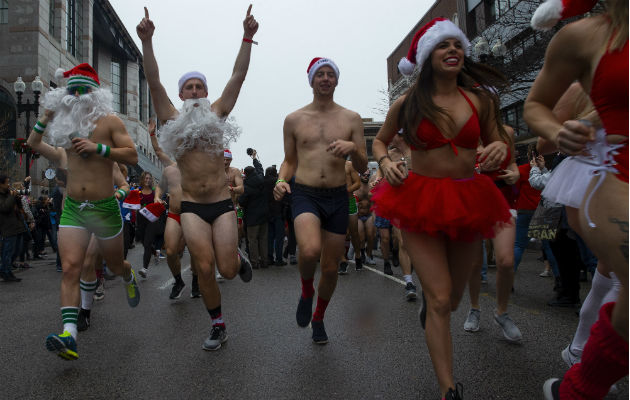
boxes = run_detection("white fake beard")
[41,87,113,148]
[158,98,241,160]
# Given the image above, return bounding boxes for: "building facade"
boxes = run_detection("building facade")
[0,0,161,194]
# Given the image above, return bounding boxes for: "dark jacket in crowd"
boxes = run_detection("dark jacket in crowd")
[0,190,27,237]
[239,159,268,226]
[264,167,283,220]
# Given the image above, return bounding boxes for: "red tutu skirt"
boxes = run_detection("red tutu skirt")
[371,172,512,241]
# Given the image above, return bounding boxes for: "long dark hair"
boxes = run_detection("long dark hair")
[399,54,510,149]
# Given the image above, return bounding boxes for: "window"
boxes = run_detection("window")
[0,0,8,24]
[484,0,496,25]
[65,0,84,59]
[111,60,125,114]
[49,0,55,34]
[138,72,145,122]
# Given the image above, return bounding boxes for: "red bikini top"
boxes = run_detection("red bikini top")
[410,88,480,155]
[590,39,628,138]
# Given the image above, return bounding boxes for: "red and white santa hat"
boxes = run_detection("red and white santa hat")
[307,58,340,86]
[531,0,598,30]
[139,202,166,222]
[398,17,470,77]
[224,149,233,159]
[122,189,141,210]
[55,63,100,88]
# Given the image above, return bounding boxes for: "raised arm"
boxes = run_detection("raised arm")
[147,119,174,166]
[212,5,259,118]
[27,110,66,166]
[136,7,178,123]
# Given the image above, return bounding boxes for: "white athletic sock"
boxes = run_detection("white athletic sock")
[403,274,413,284]
[570,270,614,355]
[64,323,78,339]
[79,279,98,311]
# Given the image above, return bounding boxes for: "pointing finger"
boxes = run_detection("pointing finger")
[144,7,149,19]
[246,4,252,16]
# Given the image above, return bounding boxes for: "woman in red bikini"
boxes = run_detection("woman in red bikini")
[371,18,511,400]
[525,0,628,398]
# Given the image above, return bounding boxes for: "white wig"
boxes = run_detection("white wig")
[41,87,113,148]
[158,98,241,160]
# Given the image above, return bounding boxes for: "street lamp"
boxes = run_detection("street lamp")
[474,37,490,63]
[491,38,507,59]
[14,75,43,178]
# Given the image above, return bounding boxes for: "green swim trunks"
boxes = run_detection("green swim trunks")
[348,195,358,215]
[59,195,123,239]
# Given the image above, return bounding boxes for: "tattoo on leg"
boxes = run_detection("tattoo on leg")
[609,218,629,262]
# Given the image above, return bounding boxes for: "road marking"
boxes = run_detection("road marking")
[158,265,190,290]
[359,264,406,286]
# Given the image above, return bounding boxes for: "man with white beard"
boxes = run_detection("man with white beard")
[136,5,257,351]
[27,63,140,360]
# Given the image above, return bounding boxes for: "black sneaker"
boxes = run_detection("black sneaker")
[392,249,399,267]
[237,248,253,282]
[169,280,185,299]
[405,282,417,301]
[355,257,363,271]
[77,308,90,332]
[338,261,348,275]
[419,290,427,329]
[543,378,560,400]
[296,296,313,327]
[445,383,464,400]
[383,262,393,275]
[311,320,328,344]
[190,275,201,298]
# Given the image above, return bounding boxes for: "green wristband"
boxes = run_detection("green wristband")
[96,143,111,158]
[116,189,128,200]
[33,121,46,134]
[275,179,286,185]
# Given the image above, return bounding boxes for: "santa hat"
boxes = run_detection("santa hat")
[55,63,100,88]
[178,71,208,93]
[307,58,340,86]
[139,202,166,222]
[398,17,471,76]
[531,0,598,30]
[122,189,141,210]
[224,149,233,159]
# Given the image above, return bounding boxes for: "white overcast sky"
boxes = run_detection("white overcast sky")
[109,0,434,170]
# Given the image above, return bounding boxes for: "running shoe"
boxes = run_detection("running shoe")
[138,267,148,278]
[159,251,166,259]
[494,312,522,343]
[289,255,297,265]
[561,345,580,367]
[93,278,105,301]
[125,270,140,308]
[383,261,393,275]
[354,257,363,271]
[405,282,417,301]
[190,286,201,298]
[463,309,480,332]
[543,378,560,400]
[202,326,227,351]
[539,269,553,277]
[365,256,376,265]
[311,320,328,344]
[45,331,78,360]
[77,308,90,332]
[296,296,313,327]
[169,280,185,300]
[216,271,225,282]
[338,261,348,275]
[392,249,399,267]
[445,383,464,400]
[237,248,253,282]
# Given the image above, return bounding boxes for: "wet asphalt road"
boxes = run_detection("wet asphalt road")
[1,244,627,400]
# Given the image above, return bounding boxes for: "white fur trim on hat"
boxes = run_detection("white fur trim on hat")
[307,58,340,86]
[531,0,563,30]
[415,20,470,74]
[398,58,416,76]
[178,71,208,93]
[55,68,65,80]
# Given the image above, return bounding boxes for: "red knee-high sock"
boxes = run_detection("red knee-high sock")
[560,302,628,399]
[312,296,330,322]
[301,277,314,299]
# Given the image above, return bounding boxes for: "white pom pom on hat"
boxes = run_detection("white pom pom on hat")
[55,68,65,81]
[398,17,471,77]
[531,0,599,30]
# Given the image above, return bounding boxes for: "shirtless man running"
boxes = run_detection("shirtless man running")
[28,63,140,360]
[274,58,367,344]
[137,5,256,351]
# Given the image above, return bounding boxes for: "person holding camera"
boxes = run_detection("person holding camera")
[239,149,269,269]
[0,175,26,282]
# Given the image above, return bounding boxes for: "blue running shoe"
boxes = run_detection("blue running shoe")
[45,331,78,360]
[125,269,140,307]
[296,296,313,327]
[311,320,328,344]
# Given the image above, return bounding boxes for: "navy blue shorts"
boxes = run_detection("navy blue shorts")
[374,216,391,229]
[291,182,348,235]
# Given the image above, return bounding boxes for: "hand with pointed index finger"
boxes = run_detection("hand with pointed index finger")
[136,6,155,42]
[243,4,259,38]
